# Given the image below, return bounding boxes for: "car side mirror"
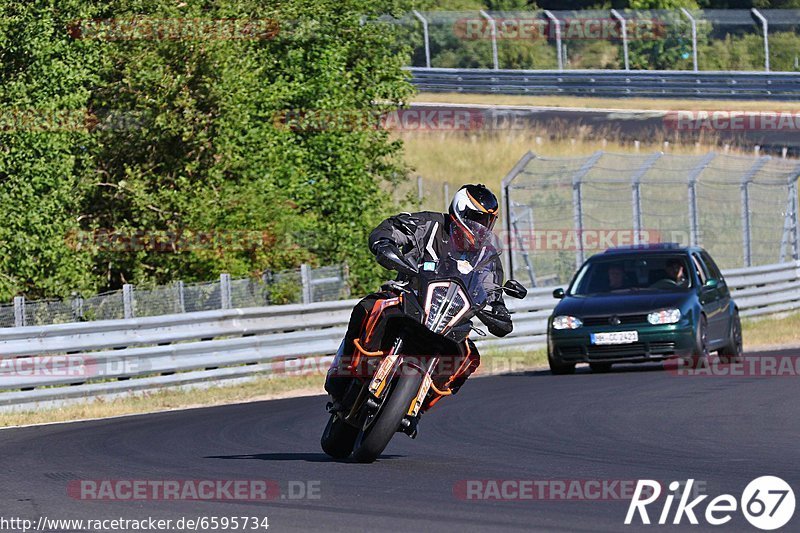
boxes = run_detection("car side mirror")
[552,288,565,299]
[704,279,719,289]
[503,279,527,299]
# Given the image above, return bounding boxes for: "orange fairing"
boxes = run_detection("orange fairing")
[348,297,401,370]
[363,297,400,345]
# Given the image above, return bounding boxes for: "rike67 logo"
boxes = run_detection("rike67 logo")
[625,477,795,530]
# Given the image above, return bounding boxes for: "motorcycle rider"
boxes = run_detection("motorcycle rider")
[324,184,513,406]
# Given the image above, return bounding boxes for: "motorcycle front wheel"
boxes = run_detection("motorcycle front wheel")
[351,369,423,463]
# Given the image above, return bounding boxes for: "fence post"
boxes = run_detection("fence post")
[175,280,185,313]
[443,182,450,211]
[501,151,537,279]
[630,152,661,245]
[794,181,800,261]
[687,152,716,247]
[412,10,431,68]
[71,294,84,321]
[740,157,769,267]
[122,284,134,319]
[13,296,25,327]
[479,10,499,70]
[751,8,770,72]
[300,263,312,304]
[679,8,698,72]
[417,175,424,206]
[220,273,232,309]
[572,151,604,268]
[741,180,752,267]
[610,9,629,71]
[543,10,563,71]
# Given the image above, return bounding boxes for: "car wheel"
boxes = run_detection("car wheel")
[718,312,743,364]
[589,362,613,373]
[684,315,710,370]
[548,348,575,375]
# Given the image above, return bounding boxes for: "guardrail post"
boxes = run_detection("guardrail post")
[122,284,134,319]
[543,10,563,71]
[751,8,770,72]
[300,264,312,304]
[220,273,232,309]
[13,296,25,327]
[610,9,629,71]
[412,10,431,68]
[679,8,698,72]
[572,151,603,267]
[175,281,185,313]
[479,10,499,70]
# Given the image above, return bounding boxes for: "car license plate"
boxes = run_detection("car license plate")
[591,331,638,345]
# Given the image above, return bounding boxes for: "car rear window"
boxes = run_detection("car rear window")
[569,255,693,296]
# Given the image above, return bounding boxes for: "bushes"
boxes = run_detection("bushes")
[0,0,415,300]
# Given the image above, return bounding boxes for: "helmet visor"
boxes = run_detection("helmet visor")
[463,209,497,231]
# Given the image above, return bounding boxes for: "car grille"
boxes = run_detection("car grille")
[558,341,677,361]
[581,314,649,327]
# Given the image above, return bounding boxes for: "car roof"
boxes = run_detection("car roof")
[594,243,702,257]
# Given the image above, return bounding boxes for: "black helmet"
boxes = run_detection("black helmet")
[449,184,499,243]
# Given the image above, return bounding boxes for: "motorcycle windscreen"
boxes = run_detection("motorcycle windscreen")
[420,220,501,334]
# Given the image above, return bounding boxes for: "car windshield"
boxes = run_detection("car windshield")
[569,255,693,296]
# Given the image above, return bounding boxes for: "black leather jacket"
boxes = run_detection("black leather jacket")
[369,211,513,337]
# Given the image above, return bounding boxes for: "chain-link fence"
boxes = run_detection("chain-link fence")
[0,264,350,328]
[390,9,800,72]
[502,151,800,288]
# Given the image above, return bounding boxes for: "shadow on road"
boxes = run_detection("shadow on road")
[204,452,404,463]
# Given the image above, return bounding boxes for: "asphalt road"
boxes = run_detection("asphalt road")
[1,351,798,533]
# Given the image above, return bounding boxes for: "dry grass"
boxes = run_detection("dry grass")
[413,92,800,112]
[396,131,735,210]
[743,311,800,350]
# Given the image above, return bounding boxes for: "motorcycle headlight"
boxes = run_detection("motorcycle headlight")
[647,309,681,325]
[552,315,582,330]
[424,282,470,334]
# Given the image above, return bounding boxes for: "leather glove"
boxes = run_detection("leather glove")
[373,240,418,276]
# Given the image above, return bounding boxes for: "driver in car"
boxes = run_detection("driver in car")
[664,258,689,288]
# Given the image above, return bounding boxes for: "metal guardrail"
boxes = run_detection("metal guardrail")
[408,68,800,99]
[1,261,798,412]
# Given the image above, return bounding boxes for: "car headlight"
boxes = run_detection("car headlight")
[647,309,681,325]
[552,316,583,330]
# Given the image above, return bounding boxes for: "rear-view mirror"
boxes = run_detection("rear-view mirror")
[503,280,527,299]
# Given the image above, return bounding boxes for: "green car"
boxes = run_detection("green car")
[547,244,743,374]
